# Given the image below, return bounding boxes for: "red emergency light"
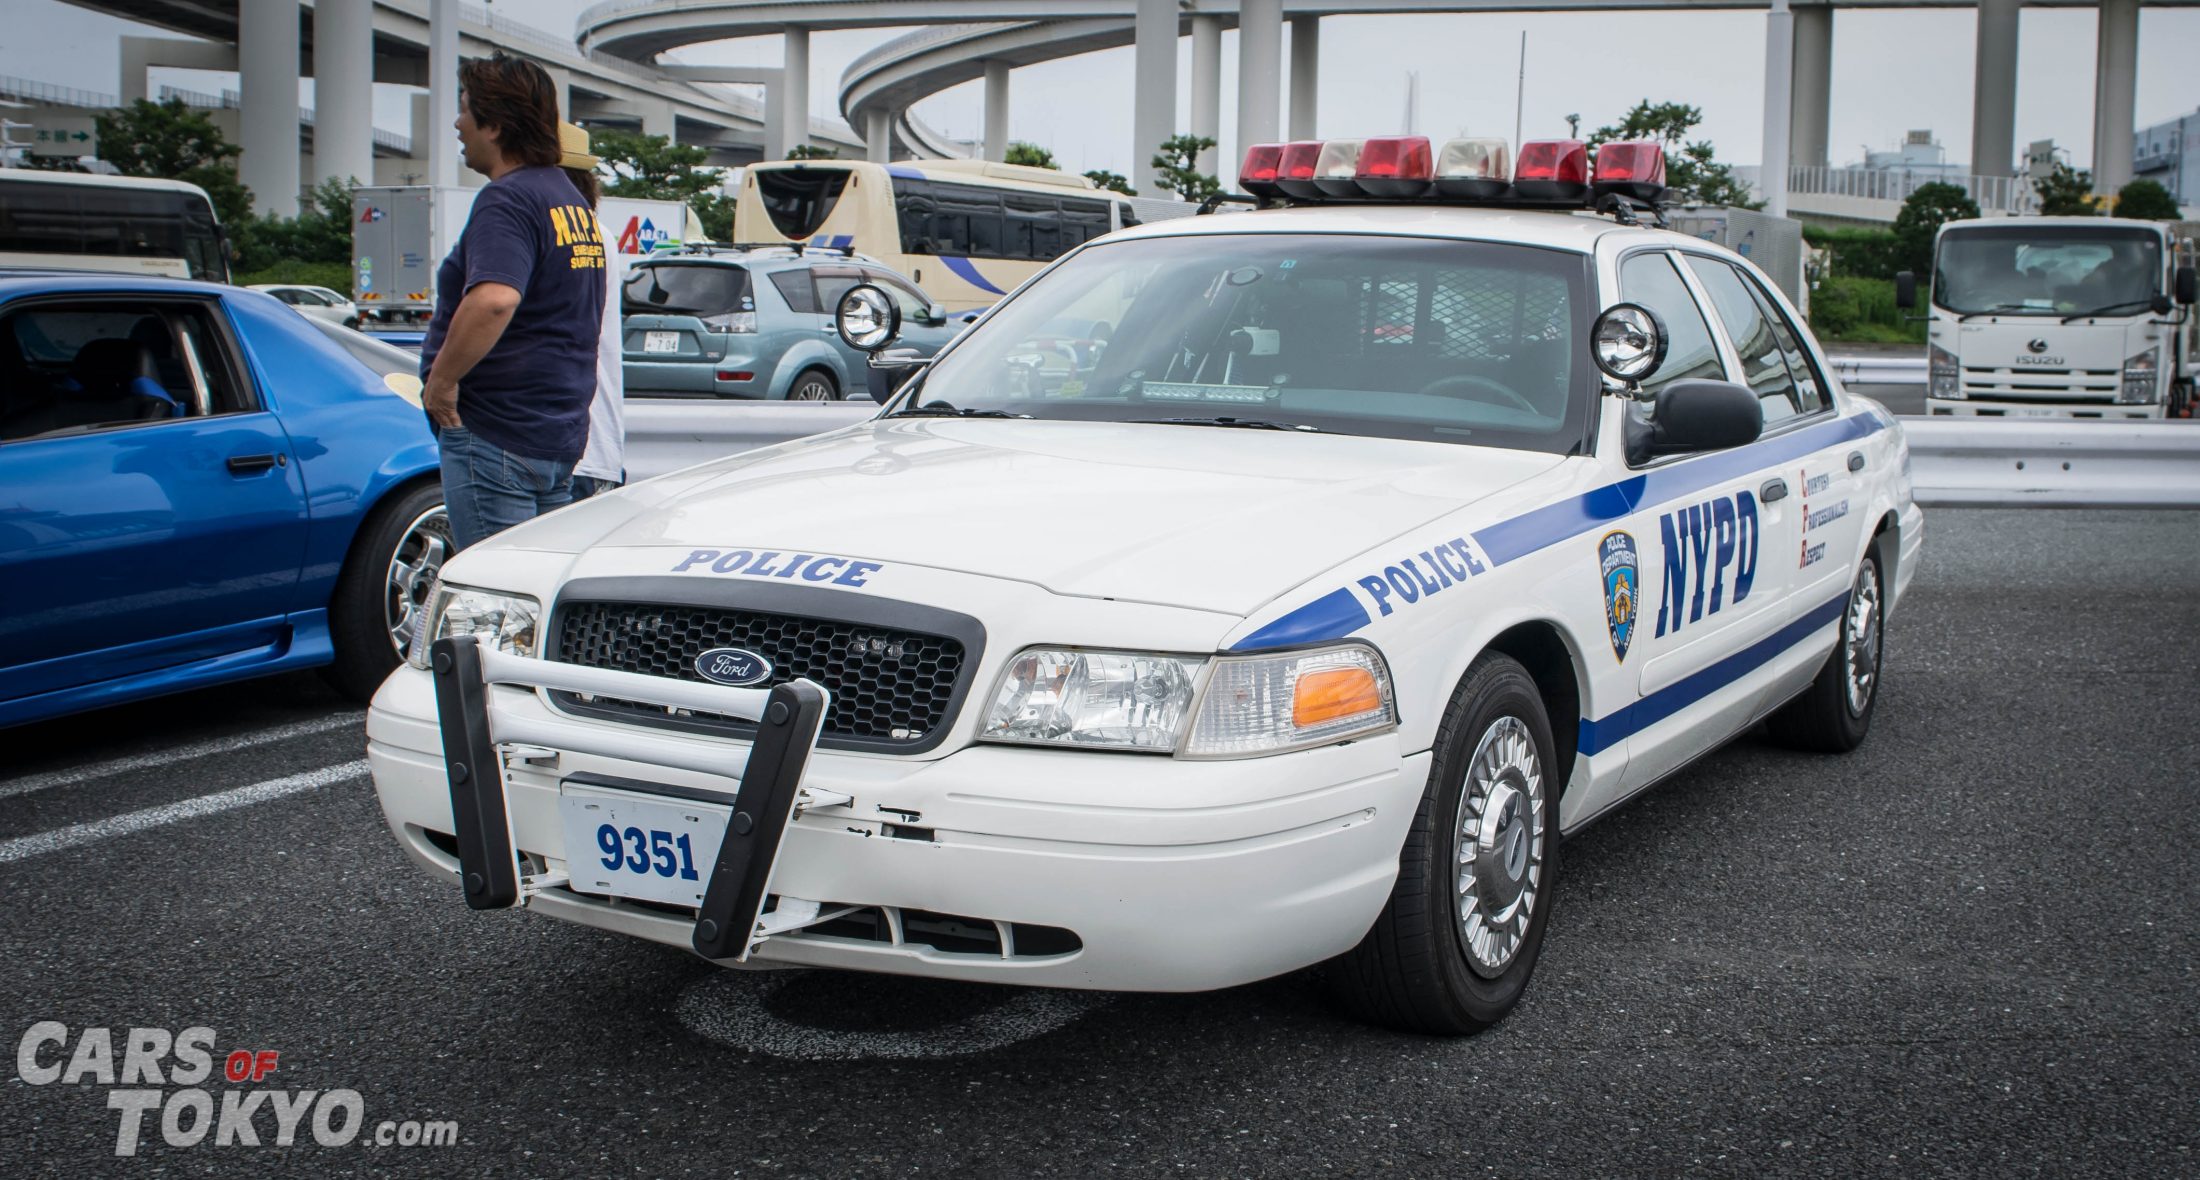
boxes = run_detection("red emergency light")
[1274,140,1327,199]
[1354,136,1434,197]
[1239,143,1285,199]
[1592,140,1668,203]
[1513,139,1591,202]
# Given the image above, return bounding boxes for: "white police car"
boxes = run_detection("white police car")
[365,136,1922,1034]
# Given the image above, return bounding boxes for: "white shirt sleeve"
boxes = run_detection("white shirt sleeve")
[575,211,627,483]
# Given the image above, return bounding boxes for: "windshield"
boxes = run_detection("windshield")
[1934,226,2162,316]
[623,262,751,316]
[908,233,1593,452]
[755,167,851,240]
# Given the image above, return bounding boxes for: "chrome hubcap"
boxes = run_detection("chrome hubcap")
[1844,563,1881,716]
[1455,716,1545,978]
[385,506,451,659]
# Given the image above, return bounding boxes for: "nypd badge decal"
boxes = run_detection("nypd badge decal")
[1599,531,1638,663]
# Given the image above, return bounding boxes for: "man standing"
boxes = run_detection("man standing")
[421,53,606,549]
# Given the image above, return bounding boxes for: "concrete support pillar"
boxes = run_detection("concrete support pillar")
[643,102,675,142]
[1190,15,1223,176]
[427,0,459,187]
[1237,0,1283,156]
[1760,0,1794,218]
[546,67,573,120]
[1288,16,1319,140]
[1970,0,2021,179]
[239,0,301,215]
[780,26,810,158]
[1132,0,1177,194]
[866,109,892,163]
[313,0,373,188]
[2092,0,2138,193]
[1790,4,1833,169]
[983,60,1010,161]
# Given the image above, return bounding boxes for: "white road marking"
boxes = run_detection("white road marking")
[0,760,369,865]
[0,712,364,802]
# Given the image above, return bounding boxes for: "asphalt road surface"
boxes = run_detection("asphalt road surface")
[3,508,2195,1178]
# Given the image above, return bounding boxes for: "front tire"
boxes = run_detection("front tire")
[321,481,449,701]
[1767,541,1886,753]
[1328,652,1559,1035]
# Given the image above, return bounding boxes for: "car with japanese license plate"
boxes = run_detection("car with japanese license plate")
[365,136,1923,1033]
[0,271,446,726]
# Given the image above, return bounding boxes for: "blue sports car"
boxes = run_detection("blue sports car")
[0,271,447,726]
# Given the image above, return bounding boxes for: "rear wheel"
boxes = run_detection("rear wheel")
[322,481,449,701]
[1768,541,1885,753]
[787,369,839,402]
[1328,652,1558,1035]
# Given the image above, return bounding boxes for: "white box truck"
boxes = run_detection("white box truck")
[351,187,696,323]
[1900,217,2198,418]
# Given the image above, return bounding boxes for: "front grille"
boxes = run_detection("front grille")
[1960,366,2119,401]
[553,601,968,750]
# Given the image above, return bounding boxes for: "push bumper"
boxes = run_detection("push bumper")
[368,661,1426,993]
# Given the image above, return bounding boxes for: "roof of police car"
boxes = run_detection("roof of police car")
[1109,201,1671,251]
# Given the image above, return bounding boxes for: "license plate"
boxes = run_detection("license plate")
[559,784,727,907]
[2009,406,2059,418]
[643,330,681,354]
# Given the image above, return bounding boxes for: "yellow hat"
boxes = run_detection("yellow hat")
[558,122,599,170]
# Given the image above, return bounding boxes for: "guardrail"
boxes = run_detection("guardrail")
[1902,419,2200,508]
[1828,355,1927,386]
[618,400,2199,509]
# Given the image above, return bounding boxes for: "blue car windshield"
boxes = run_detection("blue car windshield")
[909,232,1595,452]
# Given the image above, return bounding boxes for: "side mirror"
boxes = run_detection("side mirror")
[1590,302,1668,389]
[1626,379,1762,464]
[835,284,901,353]
[2176,264,2196,306]
[924,302,950,327]
[1894,271,1918,310]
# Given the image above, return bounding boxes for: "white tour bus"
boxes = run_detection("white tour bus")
[0,170,230,283]
[732,159,1142,312]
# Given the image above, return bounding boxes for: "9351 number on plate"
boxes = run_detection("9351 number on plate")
[559,784,728,907]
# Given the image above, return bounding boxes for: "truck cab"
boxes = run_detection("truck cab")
[1902,216,2197,418]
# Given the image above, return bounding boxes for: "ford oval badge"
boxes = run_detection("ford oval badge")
[694,647,773,687]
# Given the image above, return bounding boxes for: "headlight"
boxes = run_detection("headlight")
[980,649,1202,752]
[1184,644,1397,758]
[1928,343,1963,400]
[2119,346,2161,404]
[404,582,541,669]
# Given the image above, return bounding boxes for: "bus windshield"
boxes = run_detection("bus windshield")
[0,176,230,283]
[755,168,851,240]
[906,232,1593,453]
[1935,225,2161,316]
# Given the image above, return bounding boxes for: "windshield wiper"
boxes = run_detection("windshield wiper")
[2061,299,2157,323]
[1956,303,2039,322]
[886,400,1030,419]
[1132,416,1324,432]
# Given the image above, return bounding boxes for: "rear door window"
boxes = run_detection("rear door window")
[768,269,818,313]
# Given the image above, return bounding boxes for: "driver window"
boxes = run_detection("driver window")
[0,302,247,442]
[1684,255,1807,428]
[865,272,932,321]
[1617,252,1725,398]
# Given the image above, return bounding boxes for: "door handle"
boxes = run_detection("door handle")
[1847,450,1867,473]
[1760,477,1788,503]
[226,453,283,474]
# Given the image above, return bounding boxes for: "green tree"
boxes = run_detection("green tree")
[1004,141,1057,169]
[590,129,735,242]
[1892,181,1981,276]
[233,177,356,273]
[2113,178,2182,220]
[786,144,837,160]
[1587,99,1760,208]
[1083,169,1134,196]
[2034,162,2097,216]
[91,97,254,224]
[1149,134,1219,203]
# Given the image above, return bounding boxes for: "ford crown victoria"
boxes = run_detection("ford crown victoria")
[366,138,1923,1033]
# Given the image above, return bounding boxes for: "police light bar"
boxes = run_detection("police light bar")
[1312,139,1367,197]
[1435,137,1511,200]
[1274,140,1327,199]
[1592,140,1668,202]
[1356,136,1434,198]
[1240,143,1284,199]
[1513,139,1591,202]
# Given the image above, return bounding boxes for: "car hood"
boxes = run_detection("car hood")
[571,419,1567,615]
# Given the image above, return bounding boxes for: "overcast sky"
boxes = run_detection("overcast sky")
[12,0,2198,182]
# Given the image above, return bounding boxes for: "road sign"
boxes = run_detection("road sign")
[26,113,97,158]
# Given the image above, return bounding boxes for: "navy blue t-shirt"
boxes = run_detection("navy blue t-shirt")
[420,166,606,462]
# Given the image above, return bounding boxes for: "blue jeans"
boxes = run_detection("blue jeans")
[438,427,575,550]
